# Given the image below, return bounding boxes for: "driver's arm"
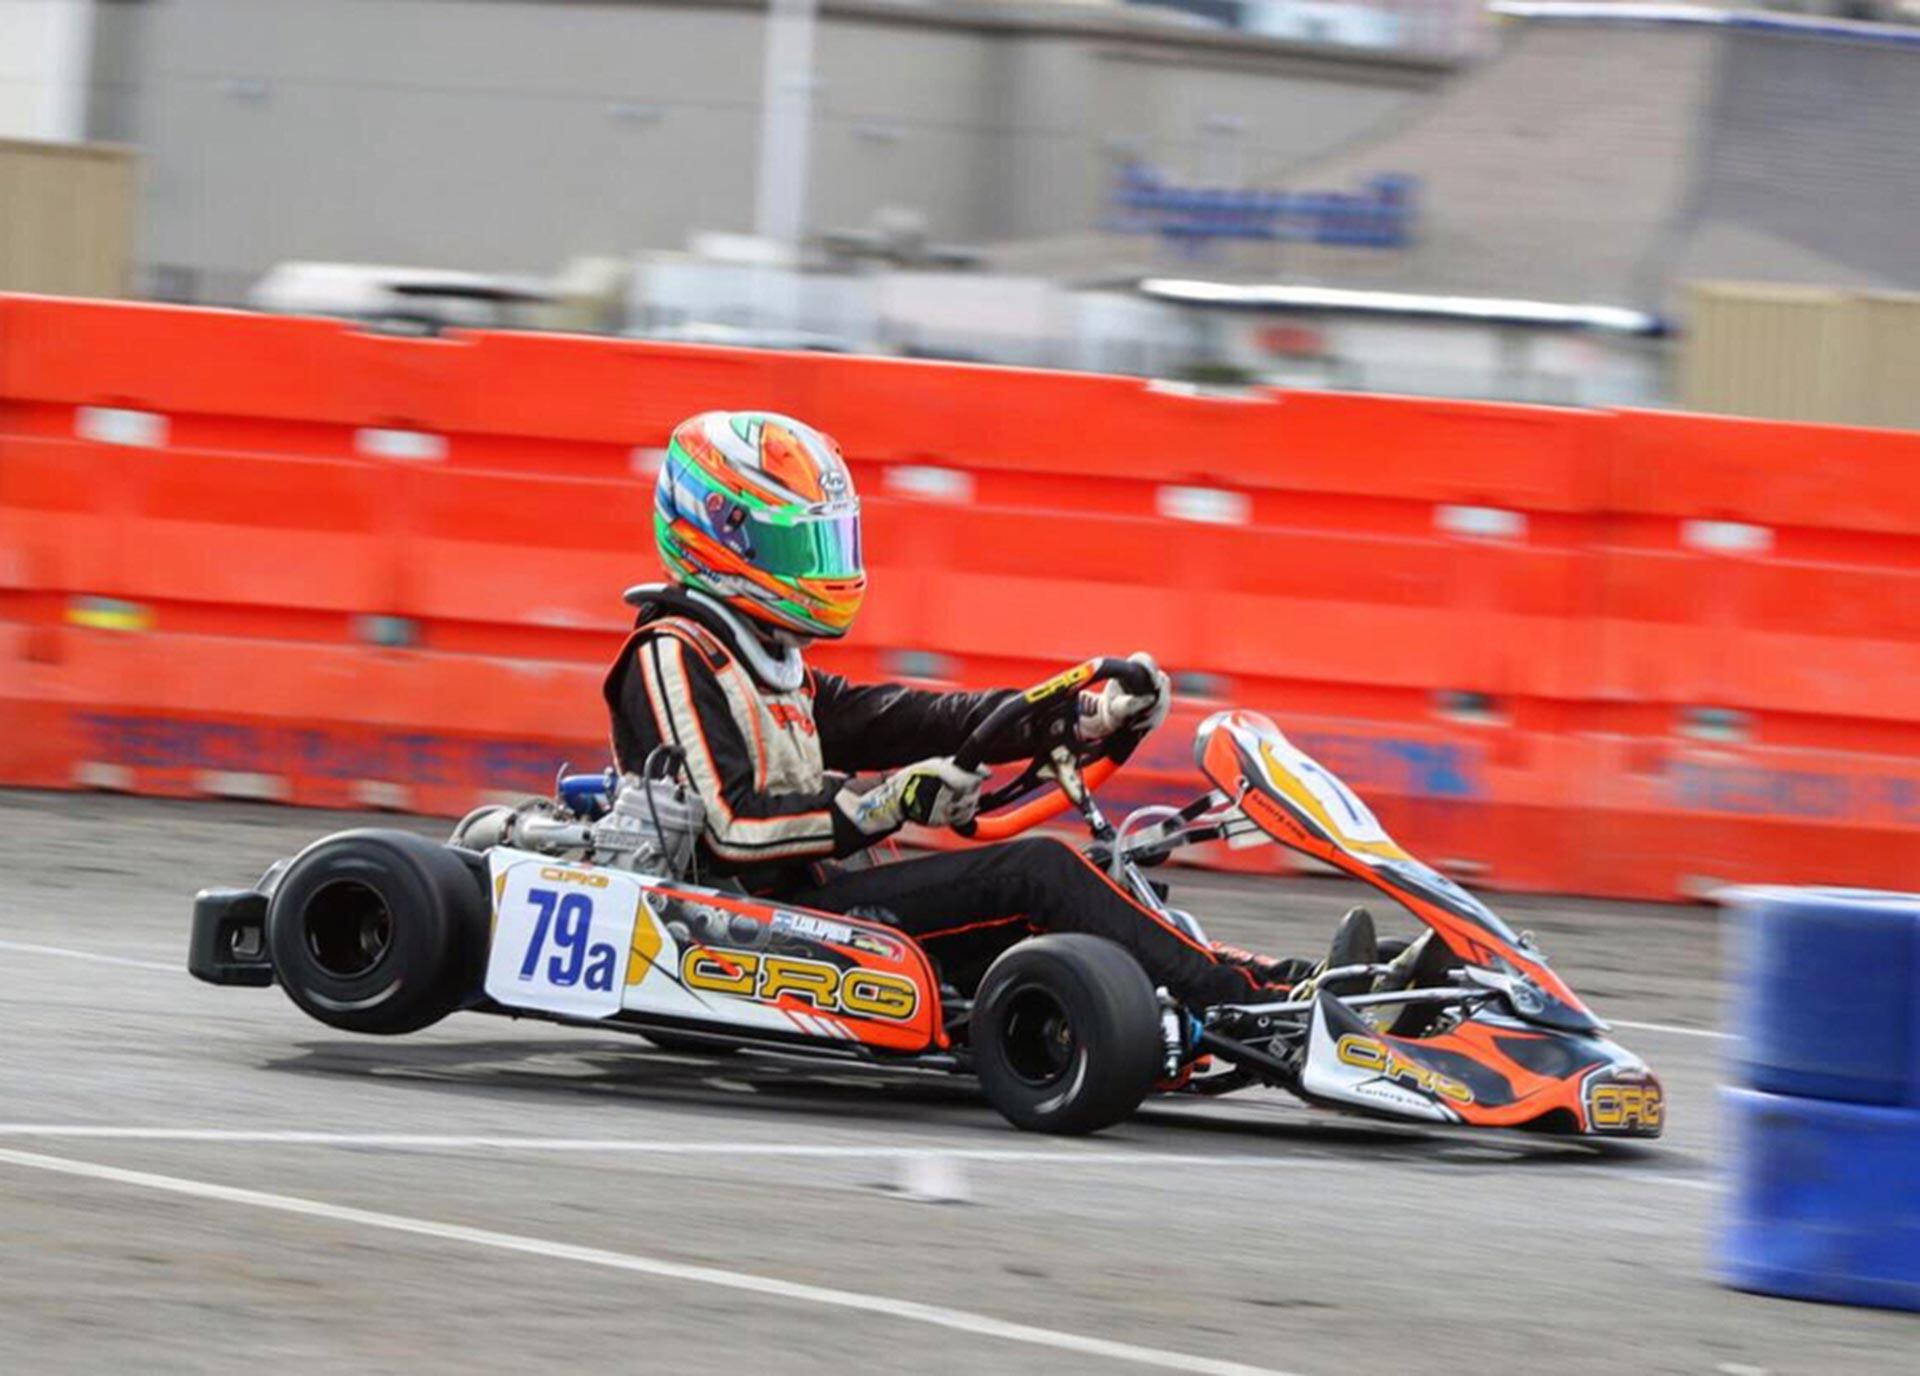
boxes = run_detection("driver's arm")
[809,670,1037,774]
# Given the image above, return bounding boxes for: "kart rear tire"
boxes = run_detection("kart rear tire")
[267,829,487,1036]
[971,934,1162,1135]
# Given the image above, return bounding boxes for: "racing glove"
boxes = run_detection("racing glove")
[1078,651,1172,742]
[834,756,990,838]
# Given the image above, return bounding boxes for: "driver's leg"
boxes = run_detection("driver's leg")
[787,837,1283,1007]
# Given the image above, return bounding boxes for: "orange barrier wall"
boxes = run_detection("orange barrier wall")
[5,293,1920,899]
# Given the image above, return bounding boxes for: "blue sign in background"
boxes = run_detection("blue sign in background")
[1108,164,1417,255]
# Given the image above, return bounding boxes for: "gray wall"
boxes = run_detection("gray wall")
[91,0,1442,300]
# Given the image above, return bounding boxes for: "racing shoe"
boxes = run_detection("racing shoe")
[1292,906,1380,1001]
[1372,928,1432,996]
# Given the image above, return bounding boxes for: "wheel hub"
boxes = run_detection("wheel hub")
[302,879,394,979]
[1001,983,1078,1087]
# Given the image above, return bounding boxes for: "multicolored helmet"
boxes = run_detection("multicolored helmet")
[654,411,866,639]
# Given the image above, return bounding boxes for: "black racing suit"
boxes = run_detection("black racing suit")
[604,586,1274,1007]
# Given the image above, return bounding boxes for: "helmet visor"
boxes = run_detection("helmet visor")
[745,507,863,581]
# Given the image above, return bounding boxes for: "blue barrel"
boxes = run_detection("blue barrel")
[1718,1087,1920,1312]
[1727,887,1920,1106]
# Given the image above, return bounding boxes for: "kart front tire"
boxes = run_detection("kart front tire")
[267,829,487,1036]
[971,934,1162,1135]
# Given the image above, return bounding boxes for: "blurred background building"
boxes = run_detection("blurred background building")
[4,0,1920,417]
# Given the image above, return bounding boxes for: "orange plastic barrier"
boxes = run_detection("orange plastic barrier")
[6,294,1920,900]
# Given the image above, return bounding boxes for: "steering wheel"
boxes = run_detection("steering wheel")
[949,657,1159,842]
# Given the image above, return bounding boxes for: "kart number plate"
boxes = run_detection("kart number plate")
[484,851,643,1019]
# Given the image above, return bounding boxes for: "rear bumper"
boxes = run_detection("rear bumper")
[188,887,274,987]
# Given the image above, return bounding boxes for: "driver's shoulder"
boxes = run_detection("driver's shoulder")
[635,615,732,675]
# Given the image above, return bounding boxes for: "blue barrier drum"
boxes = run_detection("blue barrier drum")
[1718,1087,1920,1312]
[1727,887,1920,1106]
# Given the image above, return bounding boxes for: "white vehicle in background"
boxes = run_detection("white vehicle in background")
[248,262,554,334]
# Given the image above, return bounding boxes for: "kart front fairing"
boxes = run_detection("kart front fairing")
[1296,989,1659,1132]
[1196,709,1599,1034]
[1194,711,1662,1134]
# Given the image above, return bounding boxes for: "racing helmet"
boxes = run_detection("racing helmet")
[653,410,866,639]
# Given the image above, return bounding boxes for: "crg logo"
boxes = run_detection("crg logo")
[1335,1034,1474,1105]
[1588,1081,1663,1131]
[681,948,919,1023]
[539,867,610,888]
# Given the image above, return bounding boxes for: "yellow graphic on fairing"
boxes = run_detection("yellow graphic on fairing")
[1336,1034,1475,1105]
[1255,740,1412,863]
[680,947,921,1021]
[1588,1082,1664,1131]
[625,900,666,986]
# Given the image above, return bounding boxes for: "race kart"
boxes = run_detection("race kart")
[189,657,1663,1139]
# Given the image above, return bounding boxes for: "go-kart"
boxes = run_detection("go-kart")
[189,657,1663,1138]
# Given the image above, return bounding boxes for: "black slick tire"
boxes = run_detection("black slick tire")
[970,934,1162,1135]
[266,829,487,1035]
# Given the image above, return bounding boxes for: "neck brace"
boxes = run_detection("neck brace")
[684,588,806,692]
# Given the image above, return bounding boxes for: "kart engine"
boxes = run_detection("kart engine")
[449,771,705,878]
[593,773,705,875]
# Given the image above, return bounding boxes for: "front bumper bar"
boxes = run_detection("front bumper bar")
[188,887,274,987]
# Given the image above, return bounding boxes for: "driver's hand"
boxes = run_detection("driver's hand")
[1078,651,1172,741]
[835,757,990,837]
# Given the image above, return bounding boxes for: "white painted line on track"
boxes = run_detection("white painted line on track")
[0,1127,1722,1192]
[1623,1172,1721,1194]
[0,938,178,972]
[0,1126,1325,1167]
[1609,1019,1731,1041]
[0,1145,1303,1376]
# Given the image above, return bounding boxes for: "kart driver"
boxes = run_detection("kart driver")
[604,410,1312,1008]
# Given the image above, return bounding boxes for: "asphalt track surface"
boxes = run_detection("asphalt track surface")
[2,791,1915,1375]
